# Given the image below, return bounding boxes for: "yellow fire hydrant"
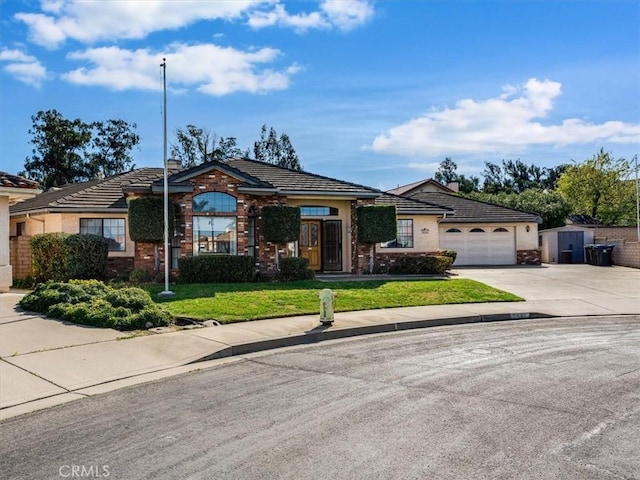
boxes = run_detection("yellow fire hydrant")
[319,288,336,325]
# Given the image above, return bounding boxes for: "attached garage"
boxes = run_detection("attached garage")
[441,226,516,265]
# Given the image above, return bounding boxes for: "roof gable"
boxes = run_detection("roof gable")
[387,178,453,196]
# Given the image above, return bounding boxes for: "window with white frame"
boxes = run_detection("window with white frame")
[80,218,126,251]
[381,219,414,248]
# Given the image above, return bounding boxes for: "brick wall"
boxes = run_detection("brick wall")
[517,249,541,265]
[593,226,638,243]
[106,257,135,279]
[148,170,285,276]
[9,236,32,279]
[593,227,639,268]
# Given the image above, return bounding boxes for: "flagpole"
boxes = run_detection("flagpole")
[159,58,174,297]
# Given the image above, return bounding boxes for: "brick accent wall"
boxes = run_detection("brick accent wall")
[141,170,287,276]
[517,249,541,265]
[9,236,32,279]
[106,257,135,279]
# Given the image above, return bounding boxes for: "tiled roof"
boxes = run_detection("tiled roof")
[10,169,166,215]
[0,172,39,189]
[154,158,382,198]
[226,158,381,197]
[409,191,541,223]
[375,193,453,215]
[387,178,453,195]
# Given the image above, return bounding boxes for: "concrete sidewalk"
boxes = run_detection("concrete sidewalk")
[1,264,638,420]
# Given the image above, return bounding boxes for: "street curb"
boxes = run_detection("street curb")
[191,311,554,363]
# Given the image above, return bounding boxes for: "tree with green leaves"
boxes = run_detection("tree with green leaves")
[88,119,139,178]
[433,157,480,193]
[22,110,93,190]
[253,124,302,171]
[557,149,635,225]
[170,125,244,168]
[466,189,571,229]
[21,110,139,189]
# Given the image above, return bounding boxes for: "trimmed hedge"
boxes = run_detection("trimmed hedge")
[277,257,315,282]
[19,280,172,330]
[31,233,108,282]
[178,255,255,283]
[387,255,454,275]
[128,196,175,243]
[357,205,397,244]
[261,205,301,243]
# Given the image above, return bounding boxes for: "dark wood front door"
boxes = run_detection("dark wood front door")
[300,220,321,270]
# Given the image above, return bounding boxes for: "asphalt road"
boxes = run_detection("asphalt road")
[1,315,639,480]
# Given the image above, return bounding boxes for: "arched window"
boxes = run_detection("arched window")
[192,192,237,213]
[493,227,509,232]
[470,228,485,233]
[446,228,462,233]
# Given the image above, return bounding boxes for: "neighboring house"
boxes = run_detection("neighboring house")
[1,172,41,291]
[388,179,541,265]
[9,168,175,279]
[10,161,543,280]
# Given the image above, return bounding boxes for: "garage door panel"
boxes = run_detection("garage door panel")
[441,226,515,265]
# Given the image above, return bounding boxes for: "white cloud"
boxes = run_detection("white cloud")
[320,0,375,31]
[247,0,373,32]
[62,43,300,95]
[368,78,640,159]
[0,49,47,87]
[16,0,262,48]
[16,0,374,48]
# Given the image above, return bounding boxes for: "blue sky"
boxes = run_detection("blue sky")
[1,0,639,191]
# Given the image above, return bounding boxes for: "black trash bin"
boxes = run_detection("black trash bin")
[584,245,595,265]
[592,244,615,266]
[560,250,573,264]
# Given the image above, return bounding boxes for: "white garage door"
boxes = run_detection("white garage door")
[441,226,516,265]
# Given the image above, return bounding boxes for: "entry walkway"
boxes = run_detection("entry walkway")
[1,264,638,420]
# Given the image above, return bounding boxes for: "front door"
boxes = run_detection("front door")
[300,220,321,270]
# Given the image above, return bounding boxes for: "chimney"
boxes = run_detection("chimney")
[166,159,181,170]
[447,181,459,192]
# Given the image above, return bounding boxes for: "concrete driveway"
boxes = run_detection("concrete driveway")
[454,263,639,303]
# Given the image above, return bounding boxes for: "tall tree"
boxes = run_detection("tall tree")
[434,157,458,184]
[88,119,139,177]
[21,110,140,189]
[21,110,93,189]
[557,149,633,224]
[171,125,244,167]
[253,124,302,171]
[434,157,480,193]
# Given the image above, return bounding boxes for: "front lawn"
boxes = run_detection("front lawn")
[145,278,521,323]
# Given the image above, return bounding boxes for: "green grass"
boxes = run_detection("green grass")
[145,279,522,323]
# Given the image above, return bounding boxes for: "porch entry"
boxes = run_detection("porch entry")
[299,220,342,271]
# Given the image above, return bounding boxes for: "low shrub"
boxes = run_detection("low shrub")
[19,280,172,330]
[438,249,458,262]
[178,255,255,283]
[387,255,453,275]
[12,276,35,289]
[128,268,154,285]
[277,257,315,282]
